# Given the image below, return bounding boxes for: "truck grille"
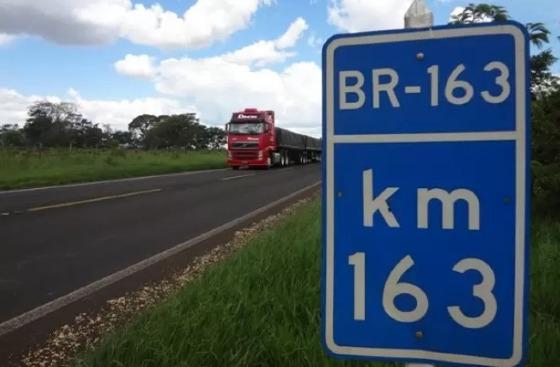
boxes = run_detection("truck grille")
[231,150,259,160]
[231,142,259,149]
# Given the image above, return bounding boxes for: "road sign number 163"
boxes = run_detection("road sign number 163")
[348,253,497,329]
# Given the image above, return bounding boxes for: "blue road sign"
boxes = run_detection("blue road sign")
[322,22,530,367]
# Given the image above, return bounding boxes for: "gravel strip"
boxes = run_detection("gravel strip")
[20,195,316,367]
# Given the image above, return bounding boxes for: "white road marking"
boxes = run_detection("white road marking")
[221,174,256,181]
[0,181,320,336]
[25,189,162,213]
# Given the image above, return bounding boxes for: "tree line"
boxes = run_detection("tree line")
[0,102,226,150]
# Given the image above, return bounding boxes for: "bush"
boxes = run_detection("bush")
[532,89,560,216]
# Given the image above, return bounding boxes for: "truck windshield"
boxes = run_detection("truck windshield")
[228,123,264,135]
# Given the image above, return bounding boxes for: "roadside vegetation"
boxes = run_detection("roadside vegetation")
[0,103,228,189]
[68,4,560,367]
[73,199,559,367]
[0,149,226,190]
[530,218,560,365]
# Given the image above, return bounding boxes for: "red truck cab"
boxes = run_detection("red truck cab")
[226,108,275,169]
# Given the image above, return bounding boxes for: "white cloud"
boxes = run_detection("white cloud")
[0,89,61,126]
[144,56,321,135]
[327,0,411,32]
[0,0,271,48]
[67,89,194,131]
[0,33,16,45]
[0,88,192,131]
[113,18,321,136]
[144,55,318,133]
[222,40,294,67]
[222,17,308,67]
[0,74,321,135]
[0,0,126,45]
[275,17,308,49]
[114,54,157,79]
[119,0,271,48]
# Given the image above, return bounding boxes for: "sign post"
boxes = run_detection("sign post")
[321,7,530,367]
[405,3,434,367]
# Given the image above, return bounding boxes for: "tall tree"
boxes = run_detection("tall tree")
[73,119,104,148]
[144,114,207,149]
[525,22,558,95]
[526,22,550,48]
[128,114,160,143]
[531,50,559,96]
[532,88,560,213]
[22,101,106,148]
[450,3,508,24]
[450,4,558,96]
[23,101,81,147]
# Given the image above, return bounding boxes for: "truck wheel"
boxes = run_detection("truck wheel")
[232,166,239,170]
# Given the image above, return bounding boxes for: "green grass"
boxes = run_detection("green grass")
[77,200,560,367]
[0,149,226,189]
[528,218,560,366]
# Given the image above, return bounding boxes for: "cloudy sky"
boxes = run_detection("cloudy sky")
[0,0,558,136]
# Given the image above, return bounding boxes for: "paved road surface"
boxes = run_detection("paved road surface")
[0,165,320,323]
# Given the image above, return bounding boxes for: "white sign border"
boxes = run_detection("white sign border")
[324,24,527,367]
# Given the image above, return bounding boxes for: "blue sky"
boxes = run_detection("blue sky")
[0,0,558,134]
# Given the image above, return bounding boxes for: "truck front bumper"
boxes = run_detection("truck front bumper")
[227,149,270,168]
[227,158,269,168]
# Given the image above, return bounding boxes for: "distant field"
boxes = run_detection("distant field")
[76,200,560,367]
[0,149,226,190]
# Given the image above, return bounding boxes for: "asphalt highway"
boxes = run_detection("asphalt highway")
[0,165,320,324]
